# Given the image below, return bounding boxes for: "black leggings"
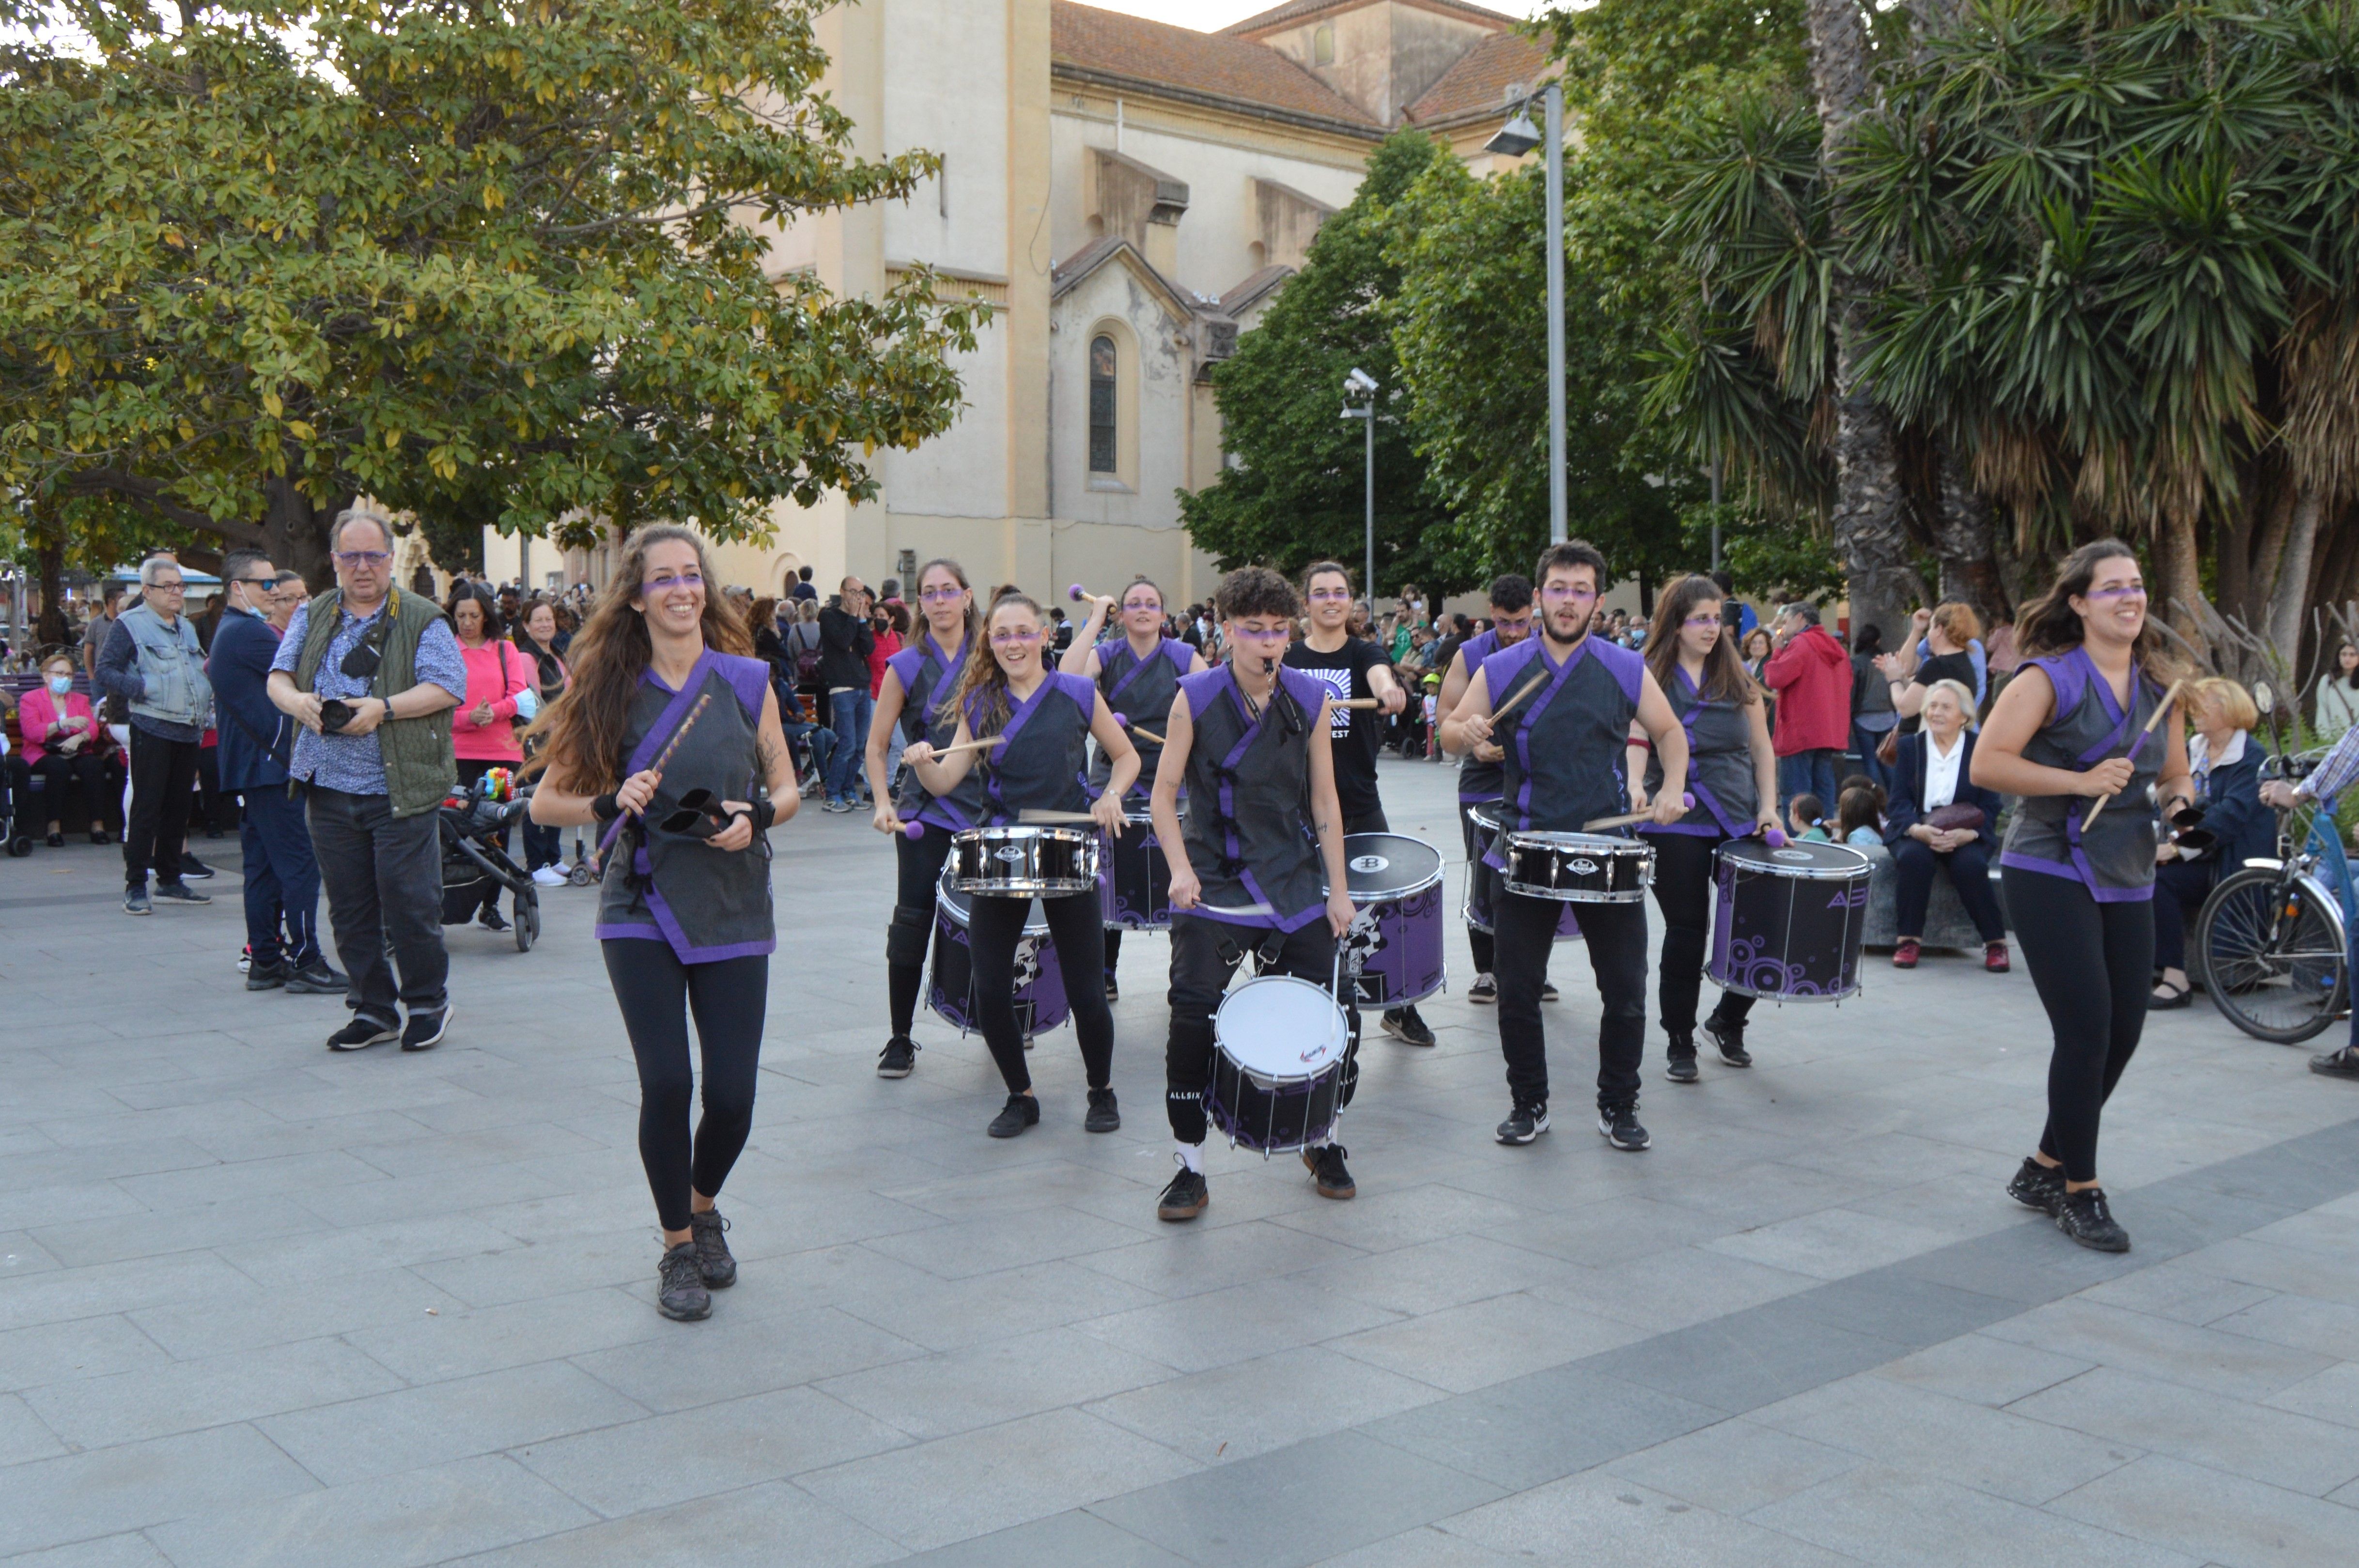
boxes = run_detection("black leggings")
[1164,915,1356,1144]
[2003,867,2153,1184]
[1646,831,1755,1039]
[603,942,767,1233]
[967,891,1114,1094]
[886,826,955,1037]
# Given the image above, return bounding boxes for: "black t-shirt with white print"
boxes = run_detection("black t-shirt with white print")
[1283,633,1387,821]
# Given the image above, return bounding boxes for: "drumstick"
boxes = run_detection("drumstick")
[1067,584,1115,608]
[1016,808,1104,826]
[1111,713,1165,745]
[597,690,713,853]
[929,734,1008,759]
[1583,793,1693,831]
[2080,677,2188,831]
[1195,901,1274,918]
[1323,697,1383,711]
[1484,670,1552,730]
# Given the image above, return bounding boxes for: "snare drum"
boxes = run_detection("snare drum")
[1208,975,1353,1153]
[949,825,1101,897]
[1495,828,1654,903]
[1464,806,1583,940]
[927,873,1071,1037]
[1707,839,1872,1001]
[1101,806,1178,932]
[1336,833,1446,1006]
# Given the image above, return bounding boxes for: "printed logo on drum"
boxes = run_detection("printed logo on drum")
[1349,854,1389,874]
[1569,859,1599,876]
[1773,849,1813,863]
[1828,886,1869,908]
[993,845,1026,863]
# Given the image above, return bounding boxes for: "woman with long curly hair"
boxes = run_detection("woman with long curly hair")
[900,590,1136,1138]
[526,525,798,1322]
[1973,539,2192,1254]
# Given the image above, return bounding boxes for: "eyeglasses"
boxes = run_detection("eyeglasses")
[1122,600,1161,613]
[231,577,274,590]
[1540,586,1599,603]
[2085,584,2147,602]
[989,628,1042,646]
[1682,615,1721,629]
[331,551,390,569]
[149,581,186,593]
[918,587,967,603]
[643,571,703,592]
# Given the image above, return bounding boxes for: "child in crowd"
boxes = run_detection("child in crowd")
[1790,793,1829,841]
[1834,786,1885,848]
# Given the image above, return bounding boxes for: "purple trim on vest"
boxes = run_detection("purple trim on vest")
[2017,647,2161,900]
[1999,851,2156,903]
[711,653,770,727]
[1104,637,1191,705]
[1455,629,1504,802]
[1638,664,1741,839]
[1184,665,1324,933]
[594,922,665,942]
[598,651,718,855]
[614,844,779,962]
[976,671,1092,824]
[896,634,972,831]
[1502,637,1590,831]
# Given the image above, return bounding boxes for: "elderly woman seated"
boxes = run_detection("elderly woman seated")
[2151,676,2272,1009]
[1885,677,2009,972]
[12,651,114,848]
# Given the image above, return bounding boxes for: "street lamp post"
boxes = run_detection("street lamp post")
[1487,83,1567,546]
[1342,367,1378,610]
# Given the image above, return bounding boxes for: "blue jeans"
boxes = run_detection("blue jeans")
[1777,749,1842,815]
[826,689,872,801]
[1850,722,1897,796]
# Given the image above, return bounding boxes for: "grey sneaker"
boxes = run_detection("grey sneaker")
[152,881,210,905]
[284,961,350,996]
[656,1243,712,1321]
[688,1209,736,1290]
[124,885,152,916]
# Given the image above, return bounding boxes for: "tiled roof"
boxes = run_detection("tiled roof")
[1215,264,1295,315]
[1051,236,1197,317]
[1221,0,1519,39]
[1404,29,1554,127]
[1051,2,1379,130]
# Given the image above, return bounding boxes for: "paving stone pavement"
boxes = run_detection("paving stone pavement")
[3,757,2357,1566]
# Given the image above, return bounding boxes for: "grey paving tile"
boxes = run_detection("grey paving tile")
[1983,1298,2337,1403]
[1088,1428,1504,1568]
[1526,1240,1821,1333]
[1703,1206,1960,1281]
[146,1453,596,1568]
[832,1256,1162,1353]
[1306,1525,1522,1567]
[1075,1275,1400,1376]
[346,1285,660,1384]
[2263,1361,2359,1430]
[1872,1331,2096,1407]
[1331,1290,1648,1394]
[1578,1294,1911,1416]
[1362,1363,1722,1492]
[0,1388,66,1464]
[0,1423,320,1557]
[0,1249,256,1334]
[452,1479,904,1568]
[0,1533,176,1568]
[1751,1465,2202,1568]
[1262,1180,1543,1253]
[890,1509,1191,1567]
[1291,1232,1588,1318]
[1601,1414,1864,1516]
[801,1407,1199,1553]
[1776,1267,2020,1346]
[257,1359,652,1486]
[1475,1195,1730,1268]
[1424,1470,1866,1568]
[570,1304,926,1414]
[865,1205,1183,1281]
[2177,1235,2359,1306]
[818,1323,1180,1440]
[2048,1451,2359,1566]
[2011,1365,2359,1496]
[124,1264,466,1359]
[1086,1345,1447,1466]
[2077,1261,2281,1326]
[0,1314,170,1393]
[2212,1291,2359,1359]
[1079,1219,1369,1299]
[25,1335,405,1449]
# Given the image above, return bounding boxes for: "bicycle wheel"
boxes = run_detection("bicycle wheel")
[2196,868,2347,1044]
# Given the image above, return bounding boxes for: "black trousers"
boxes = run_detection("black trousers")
[26,751,107,828]
[603,942,766,1233]
[2003,867,2153,1184]
[1495,890,1647,1112]
[967,891,1114,1094]
[1893,837,2007,942]
[1164,914,1357,1144]
[886,826,955,1037]
[307,785,447,1024]
[1646,831,1754,1040]
[2151,856,2215,973]
[124,727,199,886]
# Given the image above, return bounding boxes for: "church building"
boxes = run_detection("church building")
[484,1,1550,603]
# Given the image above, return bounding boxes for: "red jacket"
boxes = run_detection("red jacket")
[1763,623,1852,755]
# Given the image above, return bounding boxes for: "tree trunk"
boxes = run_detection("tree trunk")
[2154,506,2208,666]
[1806,0,1918,648]
[34,537,66,649]
[2265,484,2325,667]
[264,477,341,590]
[1929,443,2011,625]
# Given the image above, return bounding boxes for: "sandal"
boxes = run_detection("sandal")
[2149,979,2192,1010]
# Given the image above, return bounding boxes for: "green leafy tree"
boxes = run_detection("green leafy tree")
[0,0,983,584]
[1179,131,1457,597]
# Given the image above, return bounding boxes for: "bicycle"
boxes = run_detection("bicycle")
[2194,748,2352,1043]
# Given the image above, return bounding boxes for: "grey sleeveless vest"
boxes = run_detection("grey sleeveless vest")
[974,671,1094,824]
[2001,647,2164,902]
[1482,634,1645,834]
[1643,663,1759,838]
[888,632,986,831]
[1176,665,1329,932]
[1089,636,1191,797]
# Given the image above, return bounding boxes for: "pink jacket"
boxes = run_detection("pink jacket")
[452,640,529,763]
[17,687,103,768]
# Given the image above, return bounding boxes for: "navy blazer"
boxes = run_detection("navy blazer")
[206,606,291,791]
[2191,734,2272,869]
[1884,728,2004,848]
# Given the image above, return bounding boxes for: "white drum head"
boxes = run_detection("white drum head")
[1214,976,1348,1079]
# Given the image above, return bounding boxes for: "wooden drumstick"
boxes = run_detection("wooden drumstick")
[1584,794,1694,831]
[928,734,1009,759]
[2080,677,2187,831]
[1111,713,1164,745]
[1322,696,1383,711]
[1067,584,1115,608]
[1488,670,1552,725]
[1016,808,1105,826]
[597,690,713,853]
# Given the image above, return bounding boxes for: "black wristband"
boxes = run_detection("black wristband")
[591,792,621,823]
[750,799,776,832]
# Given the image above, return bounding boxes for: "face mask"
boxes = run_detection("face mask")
[47,675,72,696]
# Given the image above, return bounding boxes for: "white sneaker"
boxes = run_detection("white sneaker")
[531,866,568,888]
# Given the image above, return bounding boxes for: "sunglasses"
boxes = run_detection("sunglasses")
[331,551,390,568]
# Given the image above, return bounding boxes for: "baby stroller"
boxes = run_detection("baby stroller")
[438,769,540,952]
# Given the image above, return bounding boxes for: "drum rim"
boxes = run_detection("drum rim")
[1212,974,1350,1079]
[1715,840,1874,879]
[1337,832,1446,901]
[1505,830,1652,854]
[934,870,1056,932]
[952,824,1100,844]
[1501,881,1649,904]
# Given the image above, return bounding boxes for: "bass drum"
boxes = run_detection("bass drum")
[1463,806,1582,940]
[927,873,1071,1040]
[1102,805,1178,932]
[1707,839,1872,1001]
[1335,833,1446,1006]
[1208,975,1353,1153]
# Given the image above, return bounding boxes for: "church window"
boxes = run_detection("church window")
[1313,24,1335,66]
[1089,334,1118,474]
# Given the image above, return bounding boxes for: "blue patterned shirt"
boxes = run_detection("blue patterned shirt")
[2298,723,2359,808]
[270,598,466,796]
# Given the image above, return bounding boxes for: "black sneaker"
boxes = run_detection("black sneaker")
[401,1003,453,1052]
[284,961,350,996]
[1496,1101,1550,1145]
[152,881,210,905]
[688,1208,736,1289]
[2310,1045,2359,1080]
[477,905,509,932]
[2055,1187,2130,1253]
[1540,981,1560,1003]
[1381,1005,1435,1047]
[124,885,152,916]
[246,963,289,993]
[1704,1012,1752,1067]
[1467,972,1498,1004]
[1085,1086,1121,1133]
[1157,1162,1209,1221]
[46,830,63,849]
[1303,1143,1356,1199]
[2006,1156,2065,1216]
[877,1035,918,1078]
[988,1093,1040,1138]
[656,1242,712,1321]
[1665,1030,1699,1084]
[1103,975,1120,1003]
[178,852,215,880]
[327,1017,399,1051]
[1598,1104,1651,1152]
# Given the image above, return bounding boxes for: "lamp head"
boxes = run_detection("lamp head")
[1486,107,1541,158]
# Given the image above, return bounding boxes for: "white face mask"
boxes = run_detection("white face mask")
[47,675,72,695]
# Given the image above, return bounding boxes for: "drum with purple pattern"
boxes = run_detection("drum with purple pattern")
[928,872,1071,1039]
[1102,805,1178,932]
[1335,834,1447,1007]
[1707,839,1872,1002]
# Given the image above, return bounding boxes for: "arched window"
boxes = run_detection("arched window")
[1313,23,1335,66]
[1089,334,1118,474]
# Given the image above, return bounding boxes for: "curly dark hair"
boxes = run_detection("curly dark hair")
[1217,567,1300,623]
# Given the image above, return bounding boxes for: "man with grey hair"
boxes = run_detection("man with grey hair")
[268,507,466,1053]
[97,555,214,914]
[1763,599,1852,812]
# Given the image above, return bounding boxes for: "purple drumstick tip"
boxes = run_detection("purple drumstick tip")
[903,821,924,840]
[1682,792,1695,809]
[1067,584,1086,601]
[1763,827,1787,848]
